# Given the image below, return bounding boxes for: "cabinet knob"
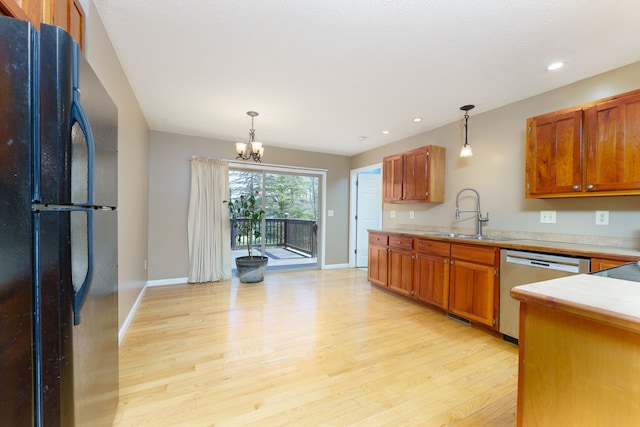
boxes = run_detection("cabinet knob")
[572,185,580,191]
[587,184,594,190]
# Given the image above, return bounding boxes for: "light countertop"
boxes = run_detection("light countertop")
[371,228,640,261]
[511,274,640,333]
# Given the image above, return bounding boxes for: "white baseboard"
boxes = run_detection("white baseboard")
[118,282,148,346]
[147,277,189,287]
[322,263,350,270]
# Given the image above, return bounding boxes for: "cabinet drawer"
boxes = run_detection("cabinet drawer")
[369,233,388,246]
[416,239,450,257]
[388,236,414,251]
[451,244,497,265]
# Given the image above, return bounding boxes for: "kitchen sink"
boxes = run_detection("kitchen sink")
[454,234,509,241]
[418,231,511,241]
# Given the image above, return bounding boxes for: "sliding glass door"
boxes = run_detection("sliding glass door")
[229,168,319,270]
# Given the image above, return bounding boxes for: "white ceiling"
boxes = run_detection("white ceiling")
[93,0,640,157]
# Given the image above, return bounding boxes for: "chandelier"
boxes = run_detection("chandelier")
[236,111,264,162]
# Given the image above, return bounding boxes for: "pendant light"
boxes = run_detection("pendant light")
[459,104,475,158]
[236,111,264,162]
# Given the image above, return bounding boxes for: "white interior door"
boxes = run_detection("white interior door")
[355,171,381,267]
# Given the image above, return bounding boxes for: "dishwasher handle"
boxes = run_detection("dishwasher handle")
[505,254,582,273]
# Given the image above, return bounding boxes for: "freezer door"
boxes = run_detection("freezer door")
[38,25,118,209]
[0,15,35,426]
[38,24,74,205]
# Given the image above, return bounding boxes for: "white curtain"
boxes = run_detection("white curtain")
[187,157,231,283]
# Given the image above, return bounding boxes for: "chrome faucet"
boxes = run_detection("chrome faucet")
[455,188,489,236]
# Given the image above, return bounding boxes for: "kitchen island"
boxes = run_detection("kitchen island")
[511,274,640,426]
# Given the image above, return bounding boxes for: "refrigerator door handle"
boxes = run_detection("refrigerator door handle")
[71,43,95,206]
[72,208,94,325]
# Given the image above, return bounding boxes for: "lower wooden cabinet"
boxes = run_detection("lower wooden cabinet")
[448,244,499,329]
[368,233,500,329]
[369,231,636,336]
[414,239,450,309]
[387,236,414,296]
[590,257,628,272]
[367,233,388,287]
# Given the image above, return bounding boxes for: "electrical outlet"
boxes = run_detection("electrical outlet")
[596,210,609,225]
[409,210,415,219]
[540,210,556,224]
[390,210,396,218]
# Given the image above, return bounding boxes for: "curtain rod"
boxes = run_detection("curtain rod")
[190,156,327,174]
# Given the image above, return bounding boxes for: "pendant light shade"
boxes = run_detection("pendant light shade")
[459,104,475,158]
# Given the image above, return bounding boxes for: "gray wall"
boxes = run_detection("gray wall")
[352,61,640,245]
[148,131,351,280]
[85,2,151,330]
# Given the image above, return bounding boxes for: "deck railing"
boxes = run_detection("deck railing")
[231,218,317,257]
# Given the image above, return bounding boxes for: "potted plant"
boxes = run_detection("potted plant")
[225,191,268,283]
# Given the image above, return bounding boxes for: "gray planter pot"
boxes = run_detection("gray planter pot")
[235,256,269,283]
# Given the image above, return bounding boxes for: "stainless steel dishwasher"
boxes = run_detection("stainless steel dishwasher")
[499,249,590,342]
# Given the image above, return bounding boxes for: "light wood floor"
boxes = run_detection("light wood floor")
[113,268,518,426]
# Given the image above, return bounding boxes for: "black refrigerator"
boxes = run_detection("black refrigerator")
[0,16,119,426]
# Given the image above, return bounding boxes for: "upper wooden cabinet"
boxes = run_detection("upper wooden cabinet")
[584,91,640,193]
[383,154,403,202]
[383,145,445,203]
[0,0,34,21]
[526,109,583,196]
[526,88,640,198]
[0,0,84,49]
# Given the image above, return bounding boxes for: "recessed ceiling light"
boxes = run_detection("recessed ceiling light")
[412,117,423,123]
[356,136,367,142]
[547,61,564,71]
[382,130,390,135]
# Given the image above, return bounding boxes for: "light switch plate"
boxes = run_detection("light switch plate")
[327,209,334,217]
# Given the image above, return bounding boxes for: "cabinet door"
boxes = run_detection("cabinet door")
[449,259,497,328]
[526,109,583,197]
[414,253,450,309]
[383,154,403,202]
[402,148,429,201]
[585,91,640,192]
[590,258,628,272]
[367,244,388,287]
[41,0,85,49]
[388,249,413,297]
[69,0,84,50]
